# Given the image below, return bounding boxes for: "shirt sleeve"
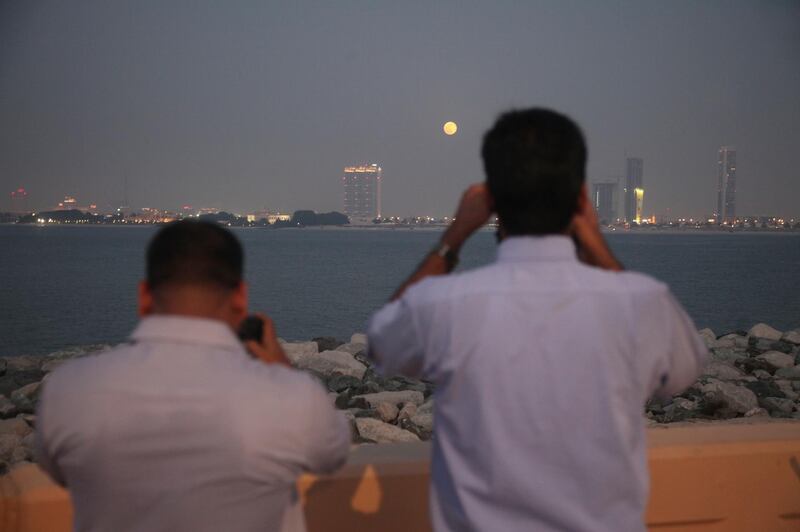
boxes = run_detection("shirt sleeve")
[634,284,709,399]
[302,381,350,475]
[34,380,67,486]
[366,296,426,379]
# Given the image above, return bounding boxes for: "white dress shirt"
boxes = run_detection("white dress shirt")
[36,315,350,532]
[368,236,707,532]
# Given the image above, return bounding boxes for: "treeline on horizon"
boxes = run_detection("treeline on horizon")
[8,209,350,227]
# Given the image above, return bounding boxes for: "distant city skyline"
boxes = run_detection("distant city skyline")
[1,2,798,219]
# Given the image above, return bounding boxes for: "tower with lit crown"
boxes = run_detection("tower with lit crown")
[343,164,381,220]
[623,158,644,223]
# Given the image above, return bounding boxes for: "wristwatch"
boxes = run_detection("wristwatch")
[432,241,459,272]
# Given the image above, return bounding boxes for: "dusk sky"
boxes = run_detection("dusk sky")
[1,1,798,218]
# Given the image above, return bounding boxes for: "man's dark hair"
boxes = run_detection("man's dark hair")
[481,108,587,235]
[146,220,243,292]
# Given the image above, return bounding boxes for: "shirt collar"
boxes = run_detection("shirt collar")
[130,315,243,351]
[496,235,578,264]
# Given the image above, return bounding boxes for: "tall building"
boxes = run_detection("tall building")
[716,146,737,224]
[10,188,28,212]
[623,157,644,223]
[343,164,381,220]
[591,180,618,223]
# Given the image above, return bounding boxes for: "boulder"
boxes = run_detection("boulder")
[280,341,319,364]
[0,395,17,419]
[296,350,367,380]
[355,418,419,443]
[0,417,32,437]
[375,402,399,423]
[751,370,771,380]
[326,374,362,393]
[336,343,367,356]
[410,412,433,433]
[702,361,745,381]
[10,382,41,414]
[701,380,759,415]
[782,330,800,345]
[748,323,783,342]
[775,380,799,401]
[715,333,748,349]
[744,380,785,399]
[417,400,435,415]
[759,397,795,415]
[397,403,418,421]
[312,337,344,352]
[710,347,747,363]
[3,356,43,373]
[353,390,425,408]
[350,333,368,345]
[0,434,22,463]
[756,351,795,370]
[698,329,716,349]
[775,366,800,380]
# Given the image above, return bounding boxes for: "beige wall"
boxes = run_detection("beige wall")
[2,421,798,531]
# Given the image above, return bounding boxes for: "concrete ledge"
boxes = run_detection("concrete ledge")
[2,421,798,531]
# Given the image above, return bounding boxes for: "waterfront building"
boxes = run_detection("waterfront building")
[9,188,28,212]
[343,164,381,221]
[634,188,645,224]
[716,146,737,224]
[623,158,644,223]
[591,180,618,223]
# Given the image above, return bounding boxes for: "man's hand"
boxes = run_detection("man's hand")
[243,313,292,366]
[570,188,624,271]
[442,183,494,252]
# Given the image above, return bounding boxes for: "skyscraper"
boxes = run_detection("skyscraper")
[343,164,381,220]
[591,180,618,223]
[716,146,737,224]
[623,157,644,223]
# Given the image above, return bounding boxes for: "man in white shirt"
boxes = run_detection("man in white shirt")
[368,108,707,532]
[36,221,350,532]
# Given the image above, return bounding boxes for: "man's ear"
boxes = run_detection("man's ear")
[576,183,589,215]
[138,281,154,317]
[231,282,248,321]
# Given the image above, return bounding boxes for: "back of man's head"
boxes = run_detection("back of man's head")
[146,220,243,298]
[481,108,587,235]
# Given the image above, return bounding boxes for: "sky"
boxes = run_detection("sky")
[1,1,798,218]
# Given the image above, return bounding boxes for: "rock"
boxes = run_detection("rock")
[335,343,367,356]
[701,380,759,415]
[0,417,32,437]
[751,370,771,380]
[702,361,745,381]
[775,366,800,380]
[280,341,319,364]
[756,351,795,370]
[3,356,43,373]
[375,402,399,423]
[355,418,419,443]
[409,412,434,433]
[41,358,69,373]
[397,403,417,421]
[353,390,425,408]
[698,329,716,349]
[716,333,748,349]
[710,347,747,363]
[777,380,800,400]
[744,380,785,399]
[0,359,6,377]
[748,323,783,341]
[296,350,367,380]
[312,337,344,352]
[326,374,362,393]
[662,397,701,421]
[783,330,800,345]
[0,434,22,462]
[0,395,17,419]
[743,407,769,418]
[759,397,795,415]
[417,400,435,415]
[10,382,41,414]
[734,357,775,375]
[350,333,368,346]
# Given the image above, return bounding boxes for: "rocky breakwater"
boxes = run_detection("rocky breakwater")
[283,334,435,444]
[2,323,799,474]
[646,323,800,422]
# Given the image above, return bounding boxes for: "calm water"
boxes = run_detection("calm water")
[1,225,798,357]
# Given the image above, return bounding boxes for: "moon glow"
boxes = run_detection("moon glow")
[443,121,458,136]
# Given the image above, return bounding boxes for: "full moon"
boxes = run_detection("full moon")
[443,121,458,136]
